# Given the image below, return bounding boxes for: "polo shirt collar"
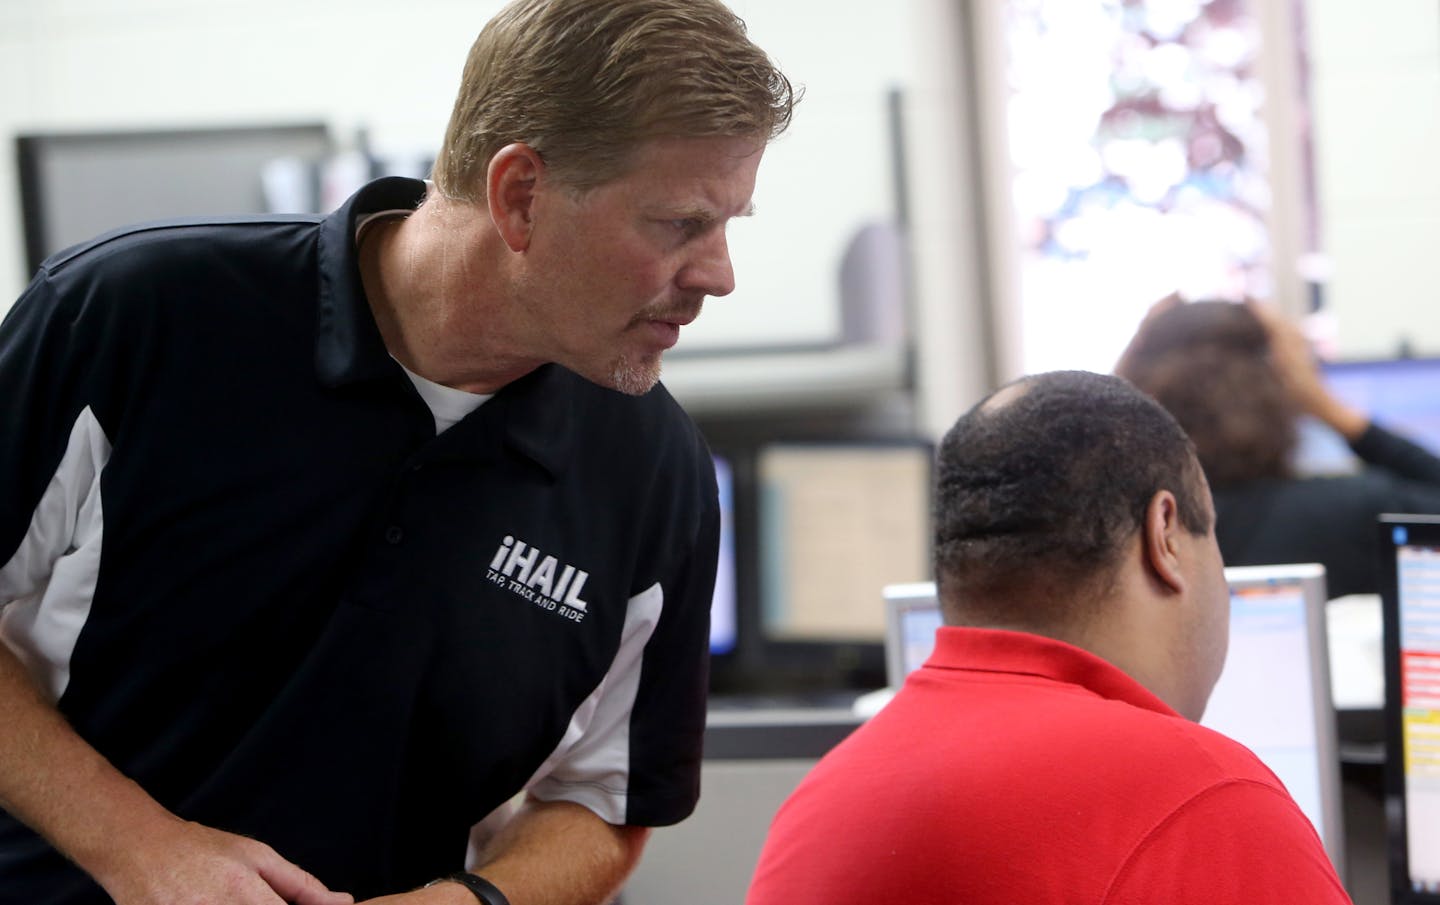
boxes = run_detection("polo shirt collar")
[454,363,578,479]
[315,176,428,387]
[926,626,1181,718]
[314,176,583,477]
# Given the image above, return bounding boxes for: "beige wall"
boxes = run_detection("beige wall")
[1307,0,1440,358]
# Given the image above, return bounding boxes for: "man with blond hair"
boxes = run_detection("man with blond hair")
[0,2,795,903]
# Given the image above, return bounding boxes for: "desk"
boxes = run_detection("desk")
[620,706,864,905]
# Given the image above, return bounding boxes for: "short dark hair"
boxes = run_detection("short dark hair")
[1114,300,1296,488]
[933,370,1212,626]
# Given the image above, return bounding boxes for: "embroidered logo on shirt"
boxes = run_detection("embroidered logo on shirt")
[486,535,589,624]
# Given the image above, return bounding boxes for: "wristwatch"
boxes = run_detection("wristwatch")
[424,872,512,905]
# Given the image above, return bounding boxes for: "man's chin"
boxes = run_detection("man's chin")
[598,353,662,396]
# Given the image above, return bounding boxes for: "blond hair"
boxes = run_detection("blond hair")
[433,0,796,201]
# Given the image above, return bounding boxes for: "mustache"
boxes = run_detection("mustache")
[631,296,705,326]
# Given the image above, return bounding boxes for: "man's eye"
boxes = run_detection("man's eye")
[669,219,704,238]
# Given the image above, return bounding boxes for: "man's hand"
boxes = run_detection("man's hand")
[0,644,351,905]
[96,817,353,905]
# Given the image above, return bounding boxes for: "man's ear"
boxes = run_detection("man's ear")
[487,142,544,253]
[1143,489,1187,594]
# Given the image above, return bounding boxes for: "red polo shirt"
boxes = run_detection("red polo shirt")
[746,627,1351,904]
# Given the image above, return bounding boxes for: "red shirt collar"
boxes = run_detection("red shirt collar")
[924,626,1181,718]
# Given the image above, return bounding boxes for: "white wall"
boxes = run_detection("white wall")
[0,0,506,303]
[1307,0,1440,358]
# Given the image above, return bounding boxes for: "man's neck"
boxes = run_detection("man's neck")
[359,198,541,394]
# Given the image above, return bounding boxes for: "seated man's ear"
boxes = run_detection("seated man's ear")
[1143,489,1187,594]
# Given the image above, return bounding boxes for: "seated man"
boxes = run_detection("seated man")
[745,370,1351,905]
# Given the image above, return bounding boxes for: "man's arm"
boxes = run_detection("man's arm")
[471,796,648,905]
[0,643,353,905]
[364,796,648,905]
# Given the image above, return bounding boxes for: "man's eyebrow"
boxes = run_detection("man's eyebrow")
[671,203,756,220]
[650,203,756,228]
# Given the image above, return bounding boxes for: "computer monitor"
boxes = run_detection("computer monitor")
[1204,563,1345,876]
[710,454,737,656]
[877,568,1347,875]
[882,581,944,688]
[1294,357,1440,476]
[17,123,333,273]
[757,440,932,644]
[1379,514,1440,902]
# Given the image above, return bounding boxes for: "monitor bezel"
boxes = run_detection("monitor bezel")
[703,435,933,696]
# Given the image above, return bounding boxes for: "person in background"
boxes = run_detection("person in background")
[0,1,795,903]
[745,370,1350,905]
[1115,296,1440,598]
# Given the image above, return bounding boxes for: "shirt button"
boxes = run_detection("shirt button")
[384,525,404,545]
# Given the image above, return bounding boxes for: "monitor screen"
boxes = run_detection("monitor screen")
[1202,563,1345,874]
[710,454,737,656]
[757,441,932,643]
[1294,358,1440,476]
[1380,514,1440,902]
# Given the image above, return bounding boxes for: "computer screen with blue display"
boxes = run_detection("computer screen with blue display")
[1380,514,1440,903]
[710,454,737,656]
[1294,357,1440,476]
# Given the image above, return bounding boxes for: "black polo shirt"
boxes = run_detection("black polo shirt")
[0,178,719,902]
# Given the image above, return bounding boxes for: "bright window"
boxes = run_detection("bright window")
[1005,0,1273,375]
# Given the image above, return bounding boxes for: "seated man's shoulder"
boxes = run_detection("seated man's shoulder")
[1068,696,1281,788]
[1056,702,1301,841]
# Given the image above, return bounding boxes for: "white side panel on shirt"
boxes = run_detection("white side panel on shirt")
[0,406,110,700]
[512,581,664,824]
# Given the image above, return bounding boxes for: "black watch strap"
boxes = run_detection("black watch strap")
[426,872,512,905]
